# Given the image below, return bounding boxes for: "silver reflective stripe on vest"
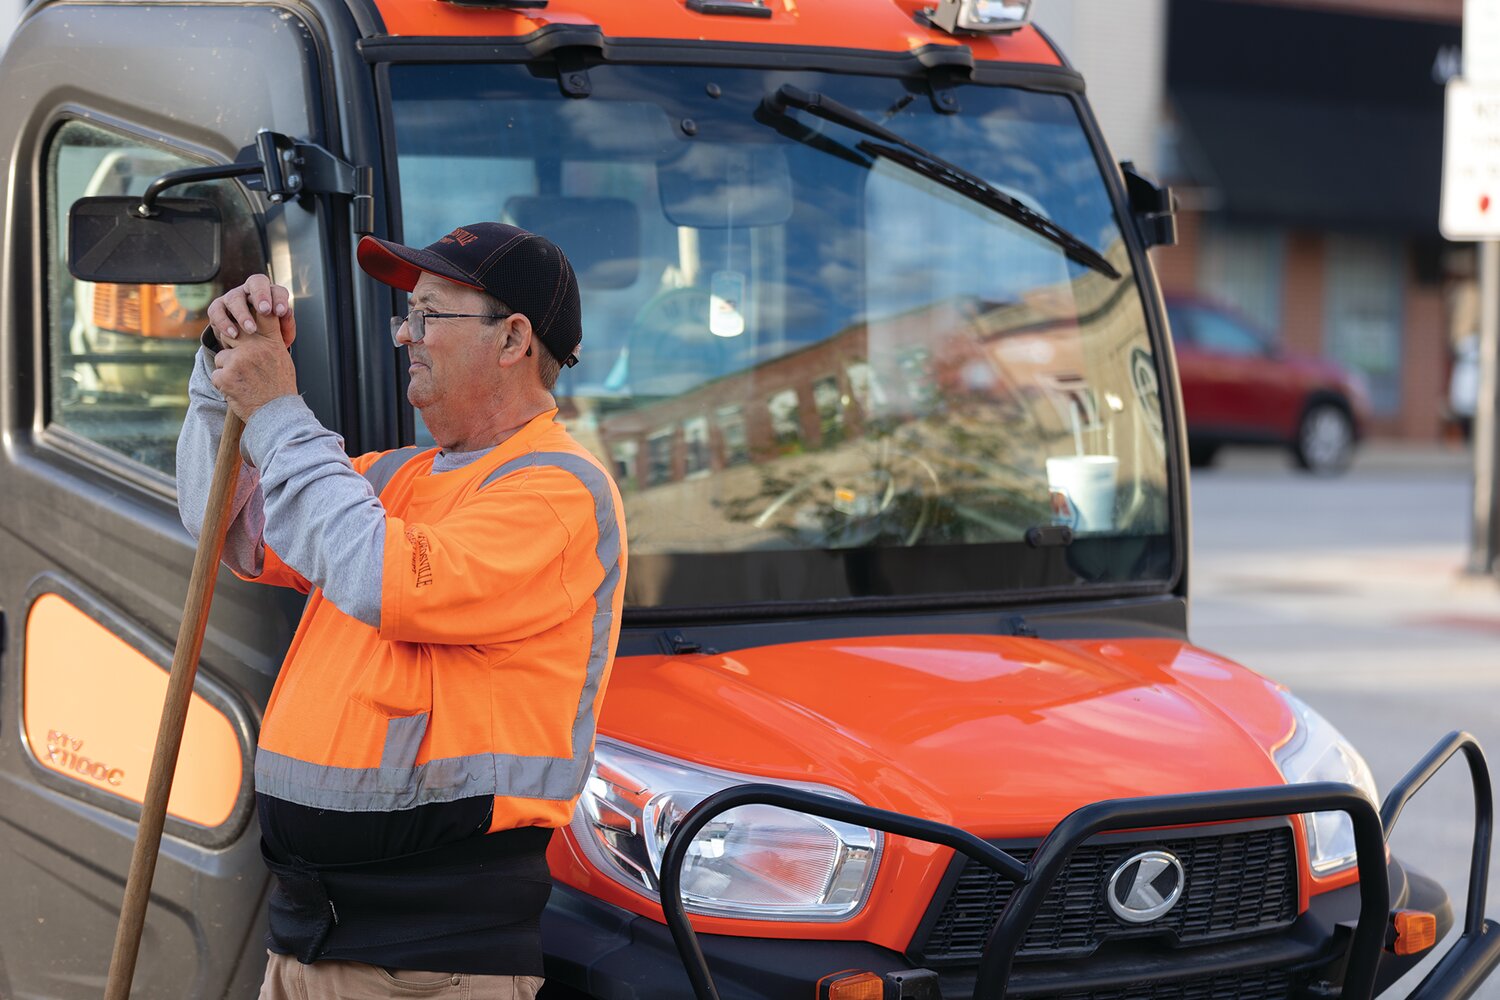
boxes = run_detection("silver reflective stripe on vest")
[481,452,623,799]
[379,712,430,790]
[254,449,622,811]
[361,446,422,496]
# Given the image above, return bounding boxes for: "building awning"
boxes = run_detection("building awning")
[1171,91,1443,235]
[1167,0,1457,237]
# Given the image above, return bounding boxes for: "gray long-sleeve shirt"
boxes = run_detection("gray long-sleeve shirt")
[176,346,486,626]
[176,346,388,625]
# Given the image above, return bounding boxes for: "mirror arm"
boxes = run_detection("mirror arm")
[137,162,266,219]
[1119,160,1178,249]
[137,131,370,232]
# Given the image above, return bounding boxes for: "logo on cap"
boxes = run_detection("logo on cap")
[442,228,479,247]
[1106,850,1185,923]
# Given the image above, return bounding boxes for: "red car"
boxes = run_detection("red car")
[1166,298,1370,474]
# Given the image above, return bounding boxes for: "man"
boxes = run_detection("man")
[176,223,627,1000]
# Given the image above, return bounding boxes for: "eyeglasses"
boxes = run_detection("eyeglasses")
[390,308,512,347]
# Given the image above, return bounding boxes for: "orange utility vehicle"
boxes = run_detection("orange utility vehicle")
[0,0,1496,997]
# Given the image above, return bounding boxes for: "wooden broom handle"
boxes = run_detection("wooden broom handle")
[104,404,245,1000]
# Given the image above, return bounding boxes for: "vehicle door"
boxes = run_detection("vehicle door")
[0,5,352,997]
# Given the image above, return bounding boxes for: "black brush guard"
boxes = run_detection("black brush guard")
[659,731,1500,1000]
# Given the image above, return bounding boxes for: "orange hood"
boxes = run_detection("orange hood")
[599,634,1296,839]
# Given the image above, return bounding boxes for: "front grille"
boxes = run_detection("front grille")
[1055,969,1292,1000]
[915,823,1297,962]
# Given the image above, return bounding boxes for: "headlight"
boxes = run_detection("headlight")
[570,738,882,921]
[1273,692,1379,874]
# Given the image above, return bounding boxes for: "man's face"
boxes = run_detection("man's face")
[400,273,506,412]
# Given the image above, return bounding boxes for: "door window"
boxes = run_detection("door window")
[44,120,262,476]
[1190,307,1270,357]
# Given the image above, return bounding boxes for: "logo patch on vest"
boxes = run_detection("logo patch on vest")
[406,527,434,587]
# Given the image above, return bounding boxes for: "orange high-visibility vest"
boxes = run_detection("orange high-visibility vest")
[247,410,626,833]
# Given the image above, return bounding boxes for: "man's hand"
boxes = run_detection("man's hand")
[207,276,299,421]
[207,274,296,349]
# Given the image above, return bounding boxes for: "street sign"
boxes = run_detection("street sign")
[1441,80,1500,240]
[1467,0,1500,83]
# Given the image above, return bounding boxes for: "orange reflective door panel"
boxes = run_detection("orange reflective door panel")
[23,594,242,827]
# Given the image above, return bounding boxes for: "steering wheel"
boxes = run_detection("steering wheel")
[619,287,726,396]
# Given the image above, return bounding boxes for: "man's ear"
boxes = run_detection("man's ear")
[498,313,535,367]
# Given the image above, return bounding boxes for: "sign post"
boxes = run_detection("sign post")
[1471,242,1500,575]
[1442,5,1500,573]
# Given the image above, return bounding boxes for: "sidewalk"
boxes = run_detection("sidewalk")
[1190,449,1500,685]
[1209,440,1474,476]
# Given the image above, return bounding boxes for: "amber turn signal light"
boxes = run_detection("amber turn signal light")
[1389,909,1439,956]
[818,970,884,1000]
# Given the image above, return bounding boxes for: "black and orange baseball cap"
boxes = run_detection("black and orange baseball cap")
[358,222,581,367]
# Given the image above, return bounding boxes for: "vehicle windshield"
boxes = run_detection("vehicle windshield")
[389,63,1173,611]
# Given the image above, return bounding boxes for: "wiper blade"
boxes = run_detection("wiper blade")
[764,84,1121,281]
[750,99,873,171]
[768,84,911,150]
[858,142,1121,280]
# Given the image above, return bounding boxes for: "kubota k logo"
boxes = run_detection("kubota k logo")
[1106,850,1185,923]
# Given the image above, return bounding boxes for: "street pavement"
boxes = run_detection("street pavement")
[1190,442,1500,998]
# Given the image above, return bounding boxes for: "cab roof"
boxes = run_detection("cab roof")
[367,0,1063,66]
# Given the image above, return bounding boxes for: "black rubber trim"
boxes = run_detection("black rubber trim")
[1059,88,1190,601]
[617,572,1176,625]
[358,30,1085,92]
[371,60,417,448]
[615,594,1189,656]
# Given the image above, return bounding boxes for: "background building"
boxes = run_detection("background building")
[1044,0,1469,441]
[1034,0,1168,176]
[1155,0,1465,440]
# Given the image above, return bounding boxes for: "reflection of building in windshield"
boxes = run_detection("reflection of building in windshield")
[589,239,1169,553]
[683,417,711,478]
[717,405,750,466]
[767,388,802,450]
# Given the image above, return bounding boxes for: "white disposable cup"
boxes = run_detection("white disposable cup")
[1045,455,1119,533]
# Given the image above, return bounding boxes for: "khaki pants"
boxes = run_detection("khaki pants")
[259,951,544,1000]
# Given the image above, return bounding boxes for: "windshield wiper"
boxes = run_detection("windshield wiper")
[764,84,1121,281]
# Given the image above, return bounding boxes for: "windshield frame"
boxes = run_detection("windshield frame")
[368,38,1188,622]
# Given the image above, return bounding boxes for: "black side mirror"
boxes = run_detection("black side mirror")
[68,196,222,284]
[67,129,373,286]
[1120,161,1177,249]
